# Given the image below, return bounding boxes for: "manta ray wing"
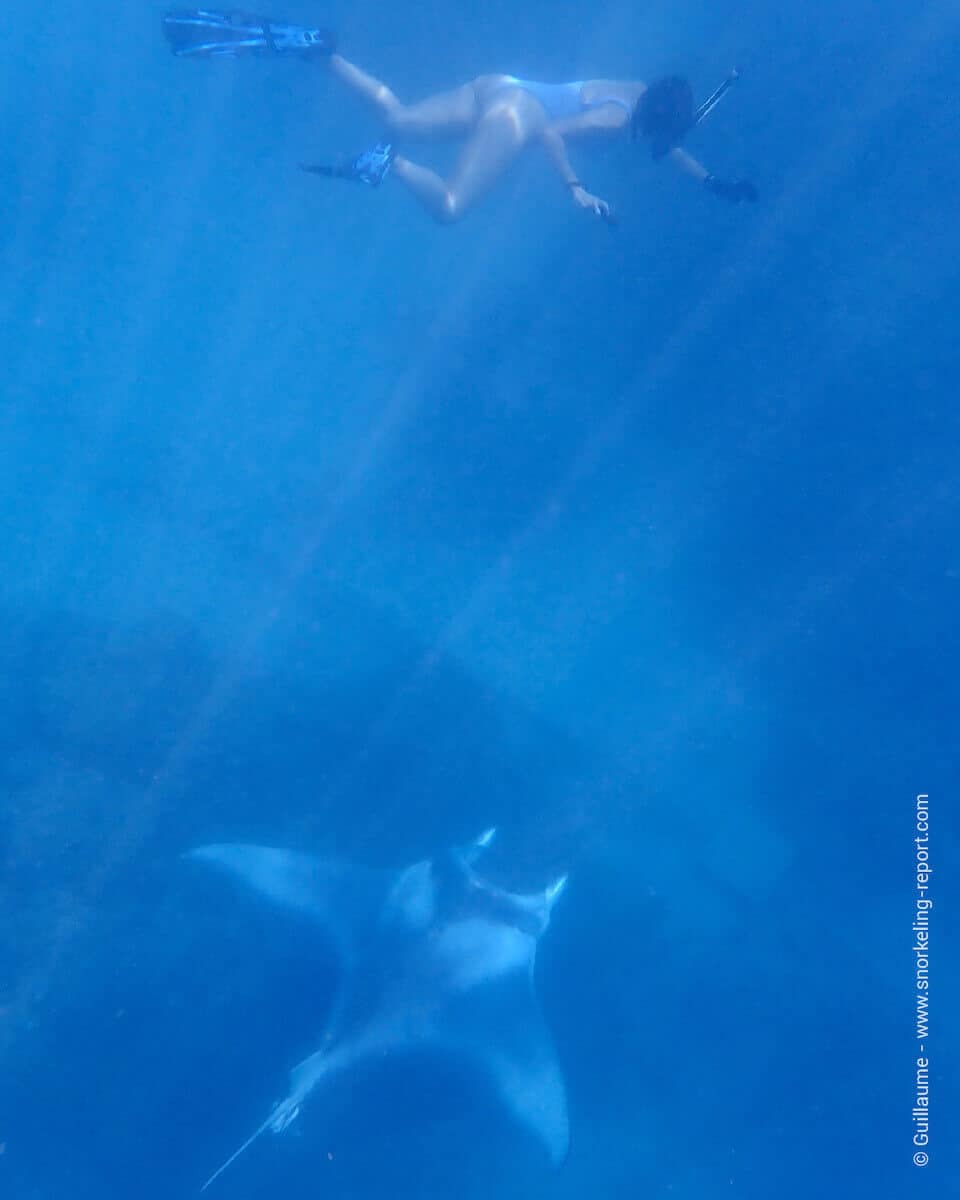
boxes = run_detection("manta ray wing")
[424,917,569,1164]
[187,843,389,955]
[476,982,569,1165]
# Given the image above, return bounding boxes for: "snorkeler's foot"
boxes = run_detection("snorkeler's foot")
[163,11,336,58]
[300,142,396,187]
[273,23,335,56]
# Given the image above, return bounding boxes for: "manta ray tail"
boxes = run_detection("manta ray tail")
[200,1098,299,1192]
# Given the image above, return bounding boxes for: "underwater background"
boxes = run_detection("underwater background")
[1,0,958,1195]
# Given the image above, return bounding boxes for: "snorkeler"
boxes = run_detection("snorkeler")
[162,10,758,225]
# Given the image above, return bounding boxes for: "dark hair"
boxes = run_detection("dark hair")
[631,76,695,159]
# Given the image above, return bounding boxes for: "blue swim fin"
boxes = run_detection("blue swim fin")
[300,142,396,187]
[162,9,335,58]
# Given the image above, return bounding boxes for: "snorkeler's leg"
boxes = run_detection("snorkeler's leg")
[390,157,458,220]
[391,113,523,223]
[442,90,549,218]
[400,98,537,222]
[328,55,401,116]
[329,55,478,139]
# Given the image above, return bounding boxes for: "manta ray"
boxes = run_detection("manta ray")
[187,829,569,1190]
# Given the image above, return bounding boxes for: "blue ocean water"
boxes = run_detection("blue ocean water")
[1,0,957,1196]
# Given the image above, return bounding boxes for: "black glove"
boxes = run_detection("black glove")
[704,175,758,203]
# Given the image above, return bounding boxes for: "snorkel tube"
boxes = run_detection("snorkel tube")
[693,68,740,128]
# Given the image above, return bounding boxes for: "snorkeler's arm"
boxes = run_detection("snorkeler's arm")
[668,147,709,182]
[540,127,613,221]
[540,127,581,187]
[670,146,758,202]
[549,104,629,141]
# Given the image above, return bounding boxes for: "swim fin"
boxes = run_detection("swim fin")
[162,9,335,58]
[301,142,396,187]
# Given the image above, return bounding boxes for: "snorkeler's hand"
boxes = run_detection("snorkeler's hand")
[571,184,613,222]
[703,175,758,203]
